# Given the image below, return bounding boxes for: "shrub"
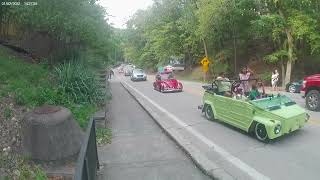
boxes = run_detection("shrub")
[54,62,105,104]
[260,71,272,85]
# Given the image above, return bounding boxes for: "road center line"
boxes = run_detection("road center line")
[121,78,270,180]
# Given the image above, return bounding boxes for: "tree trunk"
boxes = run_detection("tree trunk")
[281,59,286,88]
[233,31,237,73]
[184,50,193,72]
[278,7,294,85]
[284,60,292,86]
[202,38,208,57]
[284,28,294,85]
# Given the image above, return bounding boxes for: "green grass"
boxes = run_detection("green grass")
[0,47,101,129]
[96,128,112,145]
[0,49,50,106]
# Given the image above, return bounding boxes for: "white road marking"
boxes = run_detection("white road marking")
[120,78,270,180]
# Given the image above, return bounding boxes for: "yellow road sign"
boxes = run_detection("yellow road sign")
[200,57,211,73]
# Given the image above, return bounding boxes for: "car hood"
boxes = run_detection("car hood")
[162,79,179,87]
[251,95,306,119]
[133,73,146,76]
[305,74,320,80]
[267,104,305,119]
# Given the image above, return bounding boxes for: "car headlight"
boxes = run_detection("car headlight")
[305,114,310,122]
[302,80,306,88]
[274,124,281,134]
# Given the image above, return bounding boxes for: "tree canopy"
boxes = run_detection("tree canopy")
[122,0,320,85]
[0,0,123,66]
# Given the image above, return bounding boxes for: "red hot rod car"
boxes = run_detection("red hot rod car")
[153,72,183,93]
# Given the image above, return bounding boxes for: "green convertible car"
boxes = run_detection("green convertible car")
[199,80,309,142]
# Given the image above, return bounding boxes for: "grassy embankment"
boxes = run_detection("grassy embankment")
[0,47,111,179]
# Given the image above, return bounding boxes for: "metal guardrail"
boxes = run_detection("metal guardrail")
[74,117,99,180]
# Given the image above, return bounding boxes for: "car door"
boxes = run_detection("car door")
[229,99,254,131]
[211,95,232,121]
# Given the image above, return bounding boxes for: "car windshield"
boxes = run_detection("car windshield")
[160,73,174,80]
[250,95,296,110]
[134,69,144,73]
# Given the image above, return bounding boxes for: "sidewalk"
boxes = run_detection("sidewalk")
[97,79,210,180]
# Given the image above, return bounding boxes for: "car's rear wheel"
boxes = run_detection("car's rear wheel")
[306,90,320,111]
[255,123,269,142]
[204,105,214,120]
[288,85,296,93]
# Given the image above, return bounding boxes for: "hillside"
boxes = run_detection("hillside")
[0,46,99,179]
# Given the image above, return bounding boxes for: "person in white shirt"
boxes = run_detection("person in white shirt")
[271,69,279,92]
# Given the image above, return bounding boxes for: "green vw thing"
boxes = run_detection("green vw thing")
[199,80,309,142]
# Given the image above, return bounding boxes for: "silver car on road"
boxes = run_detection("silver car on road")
[131,69,147,81]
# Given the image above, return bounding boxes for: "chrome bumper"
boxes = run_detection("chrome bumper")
[163,88,182,92]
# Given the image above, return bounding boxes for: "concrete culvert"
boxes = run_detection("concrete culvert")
[22,105,83,161]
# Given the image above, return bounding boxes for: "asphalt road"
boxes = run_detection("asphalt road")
[117,73,320,180]
[98,80,210,180]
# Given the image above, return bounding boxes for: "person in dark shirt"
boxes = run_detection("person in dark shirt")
[248,84,260,100]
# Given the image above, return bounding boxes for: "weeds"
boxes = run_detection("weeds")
[96,128,112,145]
[54,61,105,104]
[0,153,47,180]
[3,106,13,120]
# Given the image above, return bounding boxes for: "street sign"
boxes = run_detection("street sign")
[200,57,211,73]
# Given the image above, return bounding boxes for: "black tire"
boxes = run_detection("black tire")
[255,123,269,142]
[306,90,320,111]
[160,86,164,93]
[288,85,296,93]
[204,105,214,120]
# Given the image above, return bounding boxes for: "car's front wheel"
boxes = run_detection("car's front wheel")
[255,123,269,142]
[204,105,214,121]
[288,84,296,93]
[160,86,165,93]
[306,90,320,111]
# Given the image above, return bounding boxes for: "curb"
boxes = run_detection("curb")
[120,81,235,180]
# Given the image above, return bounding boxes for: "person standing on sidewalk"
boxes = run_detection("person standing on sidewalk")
[271,69,279,93]
[239,66,253,96]
[109,69,114,79]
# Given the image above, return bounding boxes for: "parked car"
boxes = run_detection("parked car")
[124,68,133,76]
[131,69,147,81]
[286,80,303,93]
[123,65,134,76]
[164,65,173,72]
[172,64,185,71]
[301,74,320,111]
[199,79,309,142]
[153,72,183,92]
